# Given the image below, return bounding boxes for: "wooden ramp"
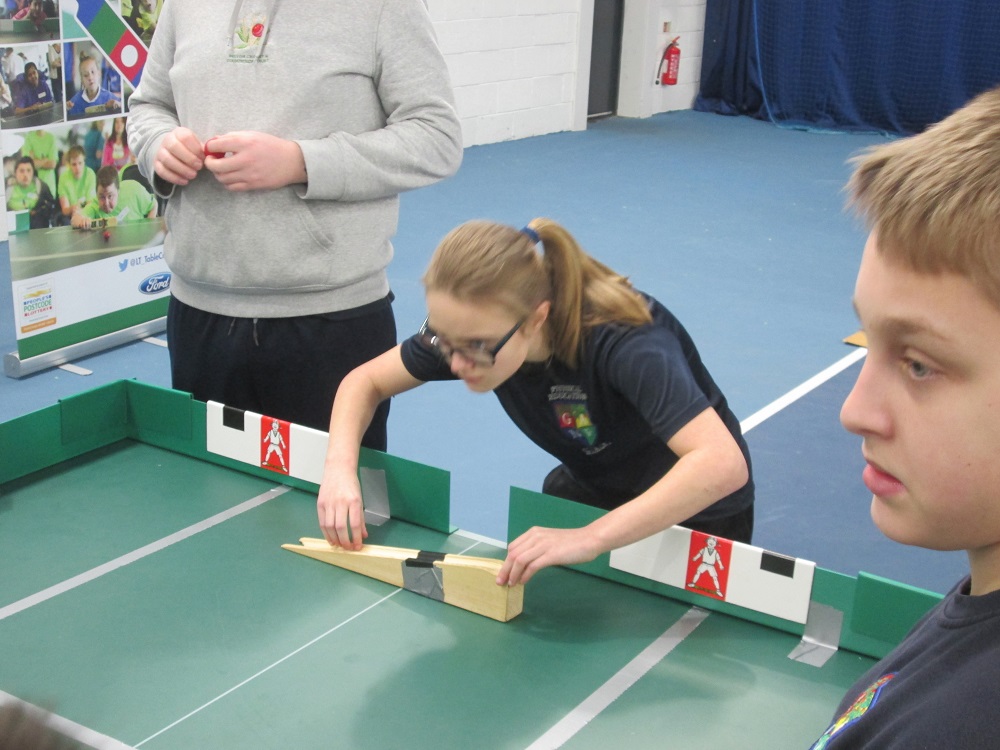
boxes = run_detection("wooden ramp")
[282,539,524,622]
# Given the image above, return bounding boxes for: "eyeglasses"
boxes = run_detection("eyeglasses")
[418,317,523,367]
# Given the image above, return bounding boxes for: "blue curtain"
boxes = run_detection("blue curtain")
[696,0,1000,135]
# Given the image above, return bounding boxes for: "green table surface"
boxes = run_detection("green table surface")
[0,438,873,749]
[8,218,165,281]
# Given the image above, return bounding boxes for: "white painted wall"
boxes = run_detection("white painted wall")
[429,0,588,147]
[617,0,706,118]
[428,0,706,147]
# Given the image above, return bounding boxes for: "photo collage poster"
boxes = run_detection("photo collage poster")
[2,0,168,364]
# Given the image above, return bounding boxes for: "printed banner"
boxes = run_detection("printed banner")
[2,0,167,364]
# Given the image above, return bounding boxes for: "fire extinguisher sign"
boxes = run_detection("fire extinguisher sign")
[658,36,681,86]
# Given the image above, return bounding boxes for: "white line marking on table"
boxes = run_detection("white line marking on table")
[454,527,509,549]
[525,607,710,750]
[134,590,401,747]
[0,486,291,623]
[136,539,486,746]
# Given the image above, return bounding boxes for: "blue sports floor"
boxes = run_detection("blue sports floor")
[0,110,968,595]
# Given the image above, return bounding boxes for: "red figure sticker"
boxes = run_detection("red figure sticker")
[260,416,290,474]
[685,531,733,601]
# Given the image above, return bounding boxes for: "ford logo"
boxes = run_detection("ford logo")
[139,272,171,295]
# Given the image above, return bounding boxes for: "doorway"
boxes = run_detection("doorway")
[588,0,624,118]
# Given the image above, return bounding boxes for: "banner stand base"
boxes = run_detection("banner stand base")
[4,317,167,379]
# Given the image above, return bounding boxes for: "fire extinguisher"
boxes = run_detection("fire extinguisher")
[657,36,681,85]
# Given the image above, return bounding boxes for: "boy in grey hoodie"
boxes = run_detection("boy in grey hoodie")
[128,0,462,445]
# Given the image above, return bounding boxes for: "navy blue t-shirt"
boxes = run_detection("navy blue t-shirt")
[400,295,753,522]
[811,576,1000,749]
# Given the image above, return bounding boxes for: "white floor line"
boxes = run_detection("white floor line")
[525,607,710,750]
[0,691,136,750]
[0,486,291,623]
[740,347,866,434]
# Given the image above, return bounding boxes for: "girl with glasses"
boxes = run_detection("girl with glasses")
[319,218,754,587]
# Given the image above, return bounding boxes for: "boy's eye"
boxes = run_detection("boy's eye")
[906,358,933,379]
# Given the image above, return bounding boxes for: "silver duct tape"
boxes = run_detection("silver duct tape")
[401,562,444,602]
[360,467,391,526]
[788,601,844,668]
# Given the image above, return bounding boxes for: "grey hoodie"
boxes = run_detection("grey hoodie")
[128,0,462,318]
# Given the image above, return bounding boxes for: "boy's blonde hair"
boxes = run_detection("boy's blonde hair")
[422,218,651,368]
[848,85,1000,308]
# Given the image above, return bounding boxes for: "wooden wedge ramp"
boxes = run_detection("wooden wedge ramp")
[282,539,524,622]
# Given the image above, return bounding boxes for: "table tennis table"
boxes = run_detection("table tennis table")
[0,381,940,748]
[8,218,165,281]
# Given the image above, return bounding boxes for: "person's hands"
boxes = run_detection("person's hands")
[202,131,306,191]
[70,212,90,229]
[316,470,368,550]
[497,526,602,587]
[152,126,205,186]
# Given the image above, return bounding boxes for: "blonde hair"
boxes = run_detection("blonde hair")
[422,218,651,368]
[78,52,98,70]
[847,85,1000,308]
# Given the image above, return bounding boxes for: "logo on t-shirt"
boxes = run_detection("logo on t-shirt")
[810,673,896,749]
[549,385,598,447]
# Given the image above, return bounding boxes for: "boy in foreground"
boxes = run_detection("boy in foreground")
[810,86,1000,748]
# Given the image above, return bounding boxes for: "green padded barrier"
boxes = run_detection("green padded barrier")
[3,380,452,536]
[59,380,128,447]
[123,380,453,534]
[125,380,193,444]
[850,572,941,649]
[508,485,941,660]
[0,381,128,484]
[358,447,454,534]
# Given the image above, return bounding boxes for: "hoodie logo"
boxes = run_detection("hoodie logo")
[229,10,270,63]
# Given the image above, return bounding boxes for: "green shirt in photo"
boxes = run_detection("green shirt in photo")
[6,181,42,211]
[57,167,98,211]
[80,180,157,224]
[21,130,58,195]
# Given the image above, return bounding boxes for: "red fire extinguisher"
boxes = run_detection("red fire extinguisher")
[657,36,681,85]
